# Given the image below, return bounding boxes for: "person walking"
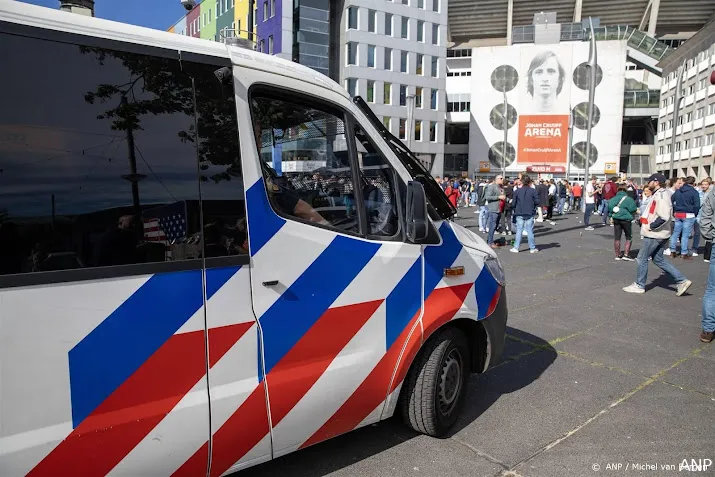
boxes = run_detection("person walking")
[484,175,506,248]
[557,180,568,215]
[510,174,540,253]
[623,173,692,296]
[699,183,715,342]
[502,180,514,236]
[583,176,598,231]
[691,178,710,257]
[638,186,653,240]
[477,178,490,232]
[608,184,638,261]
[536,179,549,222]
[666,176,700,259]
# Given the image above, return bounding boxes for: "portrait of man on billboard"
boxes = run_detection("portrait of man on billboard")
[526,51,566,114]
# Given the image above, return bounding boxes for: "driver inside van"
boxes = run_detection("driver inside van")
[253,116,330,226]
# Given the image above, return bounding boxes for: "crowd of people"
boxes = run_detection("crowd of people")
[436,172,715,344]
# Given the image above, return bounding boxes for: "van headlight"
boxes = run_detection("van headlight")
[484,256,505,286]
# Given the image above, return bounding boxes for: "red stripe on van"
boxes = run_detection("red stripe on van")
[27,324,250,477]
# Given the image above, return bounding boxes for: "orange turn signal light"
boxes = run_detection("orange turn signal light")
[443,266,465,277]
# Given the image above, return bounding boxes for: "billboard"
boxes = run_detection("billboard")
[469,40,626,176]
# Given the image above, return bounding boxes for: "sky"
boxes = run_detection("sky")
[19,0,190,30]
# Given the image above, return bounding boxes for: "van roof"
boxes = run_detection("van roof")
[0,0,347,98]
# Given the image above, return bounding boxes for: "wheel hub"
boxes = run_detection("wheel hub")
[438,349,462,415]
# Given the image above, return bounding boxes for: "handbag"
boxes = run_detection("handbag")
[612,196,626,214]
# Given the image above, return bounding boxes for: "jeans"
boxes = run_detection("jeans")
[704,258,715,332]
[600,200,609,224]
[479,205,489,230]
[513,216,536,250]
[584,203,595,226]
[692,222,701,251]
[636,237,688,289]
[557,197,566,214]
[487,211,500,244]
[471,192,477,205]
[670,217,696,255]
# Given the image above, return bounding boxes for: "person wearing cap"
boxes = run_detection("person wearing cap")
[623,173,692,296]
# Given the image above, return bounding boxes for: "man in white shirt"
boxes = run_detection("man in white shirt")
[584,176,598,231]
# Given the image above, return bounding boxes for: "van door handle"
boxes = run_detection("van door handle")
[262,280,279,287]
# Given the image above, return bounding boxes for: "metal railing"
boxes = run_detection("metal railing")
[586,25,673,62]
[623,89,660,108]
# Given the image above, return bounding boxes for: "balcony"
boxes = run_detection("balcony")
[623,89,660,117]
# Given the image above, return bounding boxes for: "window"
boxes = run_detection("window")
[401,17,408,39]
[697,107,704,119]
[678,116,683,125]
[686,112,692,122]
[708,133,714,145]
[709,104,715,115]
[384,47,392,70]
[416,87,423,108]
[416,53,423,75]
[347,42,357,65]
[659,122,665,131]
[414,121,421,141]
[268,35,273,54]
[259,39,265,52]
[418,0,424,8]
[347,78,357,96]
[263,1,268,21]
[700,78,707,90]
[254,5,257,26]
[689,85,694,95]
[430,121,437,141]
[658,146,664,155]
[348,6,358,30]
[667,144,672,153]
[251,94,359,235]
[385,13,392,36]
[431,89,437,109]
[383,116,391,129]
[368,45,375,67]
[431,56,438,77]
[432,24,439,45]
[399,118,406,139]
[675,142,681,152]
[402,0,409,4]
[433,0,439,12]
[667,119,673,128]
[417,20,424,42]
[368,9,376,32]
[685,139,690,149]
[367,80,375,102]
[352,126,401,238]
[400,85,407,105]
[400,51,408,73]
[0,31,249,277]
[384,82,392,104]
[669,96,674,105]
[270,0,275,17]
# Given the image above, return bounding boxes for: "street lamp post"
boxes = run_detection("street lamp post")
[669,60,686,178]
[502,91,508,178]
[566,105,573,183]
[583,17,598,211]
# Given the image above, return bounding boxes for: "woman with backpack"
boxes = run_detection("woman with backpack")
[608,184,638,261]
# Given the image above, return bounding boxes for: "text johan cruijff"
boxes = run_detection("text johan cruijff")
[518,115,568,164]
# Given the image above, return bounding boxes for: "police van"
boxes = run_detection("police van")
[0,1,507,475]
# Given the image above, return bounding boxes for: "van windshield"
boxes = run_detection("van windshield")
[352,97,456,220]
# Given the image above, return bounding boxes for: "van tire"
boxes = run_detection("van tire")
[400,327,470,437]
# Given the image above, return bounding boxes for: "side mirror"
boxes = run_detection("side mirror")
[406,181,429,242]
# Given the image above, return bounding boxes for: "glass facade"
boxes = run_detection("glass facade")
[293,0,331,77]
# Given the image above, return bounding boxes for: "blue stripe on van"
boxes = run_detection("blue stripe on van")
[474,265,499,319]
[247,179,286,255]
[259,236,380,376]
[384,222,463,350]
[68,267,238,428]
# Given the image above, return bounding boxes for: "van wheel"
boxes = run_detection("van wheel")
[400,327,470,437]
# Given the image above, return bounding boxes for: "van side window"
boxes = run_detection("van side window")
[0,31,244,277]
[353,126,402,239]
[250,95,360,235]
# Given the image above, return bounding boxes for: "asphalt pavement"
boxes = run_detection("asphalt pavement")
[238,206,714,477]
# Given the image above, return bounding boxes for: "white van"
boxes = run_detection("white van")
[0,2,507,476]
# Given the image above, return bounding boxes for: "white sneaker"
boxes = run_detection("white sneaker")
[585,226,594,231]
[705,259,710,263]
[615,256,621,261]
[508,231,513,235]
[621,256,635,262]
[676,280,692,297]
[663,249,671,256]
[530,249,539,254]
[610,224,614,227]
[692,252,699,257]
[501,231,507,236]
[479,228,485,233]
[623,283,645,294]
[510,248,519,253]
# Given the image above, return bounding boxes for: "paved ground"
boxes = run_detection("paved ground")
[239,207,714,477]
